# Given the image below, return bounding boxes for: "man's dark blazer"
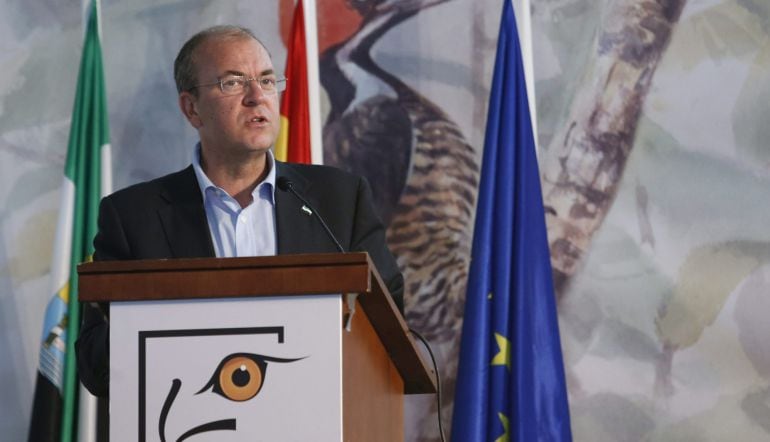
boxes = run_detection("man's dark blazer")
[76,161,404,397]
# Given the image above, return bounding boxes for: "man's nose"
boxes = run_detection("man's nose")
[242,80,267,105]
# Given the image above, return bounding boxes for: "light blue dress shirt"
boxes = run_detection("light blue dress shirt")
[192,145,277,258]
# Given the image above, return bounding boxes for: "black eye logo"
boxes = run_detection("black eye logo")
[196,353,304,402]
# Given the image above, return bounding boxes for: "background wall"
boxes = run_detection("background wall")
[1,0,769,441]
[535,0,770,440]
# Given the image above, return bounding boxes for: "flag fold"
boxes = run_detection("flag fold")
[28,2,110,440]
[450,1,572,440]
[275,0,311,164]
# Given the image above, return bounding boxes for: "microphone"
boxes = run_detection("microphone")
[276,176,346,253]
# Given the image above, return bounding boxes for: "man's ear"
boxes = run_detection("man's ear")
[179,91,203,128]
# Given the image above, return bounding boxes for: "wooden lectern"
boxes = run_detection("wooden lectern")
[78,252,435,442]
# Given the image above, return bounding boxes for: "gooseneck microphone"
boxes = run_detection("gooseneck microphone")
[276,176,346,253]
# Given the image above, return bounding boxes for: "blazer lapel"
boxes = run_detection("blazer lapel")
[275,162,320,254]
[158,166,216,258]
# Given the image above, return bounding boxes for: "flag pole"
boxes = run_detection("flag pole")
[511,0,538,149]
[302,0,323,165]
[77,0,110,438]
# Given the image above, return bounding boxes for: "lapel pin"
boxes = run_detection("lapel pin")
[301,205,313,216]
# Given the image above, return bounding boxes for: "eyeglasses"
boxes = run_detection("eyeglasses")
[190,74,287,95]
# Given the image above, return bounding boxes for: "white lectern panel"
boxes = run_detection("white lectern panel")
[110,294,342,442]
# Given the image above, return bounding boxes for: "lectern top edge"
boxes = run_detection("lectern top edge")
[77,251,370,274]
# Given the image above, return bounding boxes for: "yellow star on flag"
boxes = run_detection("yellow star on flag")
[491,332,511,370]
[494,412,510,442]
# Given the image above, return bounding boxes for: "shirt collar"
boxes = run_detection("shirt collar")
[192,143,277,205]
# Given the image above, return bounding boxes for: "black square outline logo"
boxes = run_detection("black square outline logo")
[137,326,284,441]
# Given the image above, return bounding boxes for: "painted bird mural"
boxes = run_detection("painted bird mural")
[319,0,480,436]
[321,0,478,345]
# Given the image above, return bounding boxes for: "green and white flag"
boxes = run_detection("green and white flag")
[28,1,111,441]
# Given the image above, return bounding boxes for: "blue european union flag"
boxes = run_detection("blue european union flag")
[450,1,572,441]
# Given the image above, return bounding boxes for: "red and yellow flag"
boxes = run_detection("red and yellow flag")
[275,0,311,164]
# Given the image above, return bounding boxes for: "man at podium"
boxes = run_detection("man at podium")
[76,25,404,398]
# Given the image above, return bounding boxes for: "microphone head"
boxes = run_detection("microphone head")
[276,176,294,192]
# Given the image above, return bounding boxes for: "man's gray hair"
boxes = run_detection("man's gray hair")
[173,25,269,94]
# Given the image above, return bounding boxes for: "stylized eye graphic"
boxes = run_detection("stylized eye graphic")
[196,353,304,402]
